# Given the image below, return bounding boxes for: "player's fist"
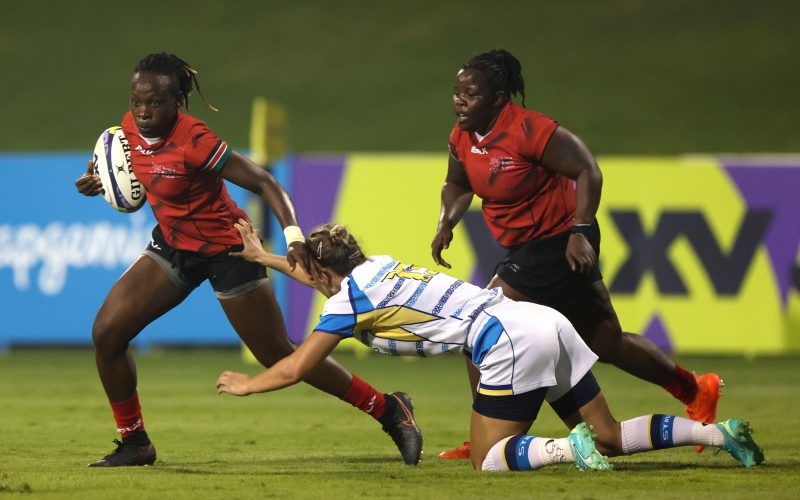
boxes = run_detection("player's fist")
[75,160,104,196]
[431,224,454,268]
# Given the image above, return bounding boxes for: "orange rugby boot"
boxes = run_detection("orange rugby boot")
[685,373,724,452]
[437,441,471,459]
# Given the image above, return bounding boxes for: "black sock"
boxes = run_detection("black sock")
[122,430,150,446]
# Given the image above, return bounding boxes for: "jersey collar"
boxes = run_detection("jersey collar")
[473,102,514,145]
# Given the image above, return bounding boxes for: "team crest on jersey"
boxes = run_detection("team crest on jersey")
[151,163,179,177]
[471,146,488,155]
[489,156,513,184]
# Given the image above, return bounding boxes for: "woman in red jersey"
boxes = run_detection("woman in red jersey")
[75,53,421,467]
[431,49,720,459]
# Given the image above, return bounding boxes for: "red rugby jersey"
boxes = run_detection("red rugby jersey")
[121,111,247,256]
[449,102,575,248]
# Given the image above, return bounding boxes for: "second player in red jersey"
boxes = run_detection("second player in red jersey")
[448,103,570,246]
[432,49,722,460]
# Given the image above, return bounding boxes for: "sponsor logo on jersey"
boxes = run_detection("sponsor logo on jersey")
[135,145,154,156]
[471,146,488,155]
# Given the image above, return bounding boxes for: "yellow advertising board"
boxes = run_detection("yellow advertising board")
[284,154,800,355]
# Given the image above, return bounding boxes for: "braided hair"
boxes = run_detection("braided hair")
[462,49,526,107]
[307,223,366,277]
[134,52,217,111]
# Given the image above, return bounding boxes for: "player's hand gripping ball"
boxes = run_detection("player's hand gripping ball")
[92,126,146,212]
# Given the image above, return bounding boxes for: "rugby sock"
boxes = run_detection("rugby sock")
[482,435,574,471]
[341,374,387,420]
[109,393,149,443]
[664,364,698,405]
[620,414,725,454]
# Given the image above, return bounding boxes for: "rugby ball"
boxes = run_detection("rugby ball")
[92,126,146,213]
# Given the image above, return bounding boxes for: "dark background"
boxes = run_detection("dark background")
[1,0,797,154]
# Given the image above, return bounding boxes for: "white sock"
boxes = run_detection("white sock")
[482,434,574,471]
[621,414,725,454]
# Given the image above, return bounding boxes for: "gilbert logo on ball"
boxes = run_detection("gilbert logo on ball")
[92,126,146,213]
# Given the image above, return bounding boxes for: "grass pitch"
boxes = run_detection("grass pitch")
[1,349,798,499]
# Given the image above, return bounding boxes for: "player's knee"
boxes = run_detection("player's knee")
[91,314,129,356]
[475,438,512,471]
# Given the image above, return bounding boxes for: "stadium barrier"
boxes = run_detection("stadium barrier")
[1,153,798,354]
[0,153,249,349]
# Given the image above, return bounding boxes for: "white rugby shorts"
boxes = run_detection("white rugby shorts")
[469,299,598,400]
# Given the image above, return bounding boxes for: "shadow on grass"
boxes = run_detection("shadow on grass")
[147,454,420,476]
[612,460,777,472]
[141,455,781,477]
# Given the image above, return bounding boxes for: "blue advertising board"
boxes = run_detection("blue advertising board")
[0,153,251,348]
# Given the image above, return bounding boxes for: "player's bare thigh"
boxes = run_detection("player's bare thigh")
[93,254,189,347]
[470,410,532,471]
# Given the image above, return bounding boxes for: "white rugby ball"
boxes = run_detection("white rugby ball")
[92,126,146,213]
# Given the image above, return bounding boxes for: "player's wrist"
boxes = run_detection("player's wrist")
[570,223,591,236]
[283,225,305,248]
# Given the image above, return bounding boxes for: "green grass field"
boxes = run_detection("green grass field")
[1,349,798,499]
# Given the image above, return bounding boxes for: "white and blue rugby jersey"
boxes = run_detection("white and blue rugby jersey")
[313,255,504,356]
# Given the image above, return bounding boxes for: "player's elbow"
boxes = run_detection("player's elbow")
[581,159,602,182]
[277,360,306,386]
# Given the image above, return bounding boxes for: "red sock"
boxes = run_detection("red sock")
[663,364,698,405]
[110,393,146,438]
[341,375,387,420]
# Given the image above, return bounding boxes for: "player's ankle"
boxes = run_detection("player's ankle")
[377,394,398,426]
[122,430,151,446]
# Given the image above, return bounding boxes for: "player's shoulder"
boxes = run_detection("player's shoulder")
[347,255,396,287]
[367,255,394,266]
[170,112,216,144]
[503,104,558,153]
[508,103,554,128]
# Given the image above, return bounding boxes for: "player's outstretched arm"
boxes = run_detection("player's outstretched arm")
[221,152,315,277]
[216,331,341,396]
[230,219,315,287]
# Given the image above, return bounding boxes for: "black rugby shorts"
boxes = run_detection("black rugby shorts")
[495,221,602,307]
[143,225,267,299]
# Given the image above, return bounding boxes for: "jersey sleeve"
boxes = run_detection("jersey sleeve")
[518,110,558,162]
[184,124,232,173]
[313,290,357,337]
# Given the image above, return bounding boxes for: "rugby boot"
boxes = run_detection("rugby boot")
[717,419,765,467]
[438,441,471,459]
[567,423,613,471]
[88,439,157,467]
[380,392,423,465]
[685,373,723,452]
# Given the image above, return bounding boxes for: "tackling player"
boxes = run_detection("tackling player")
[217,220,764,472]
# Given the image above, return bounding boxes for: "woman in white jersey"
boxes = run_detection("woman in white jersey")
[216,220,764,472]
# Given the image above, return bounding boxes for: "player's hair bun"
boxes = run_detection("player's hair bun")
[308,223,365,276]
